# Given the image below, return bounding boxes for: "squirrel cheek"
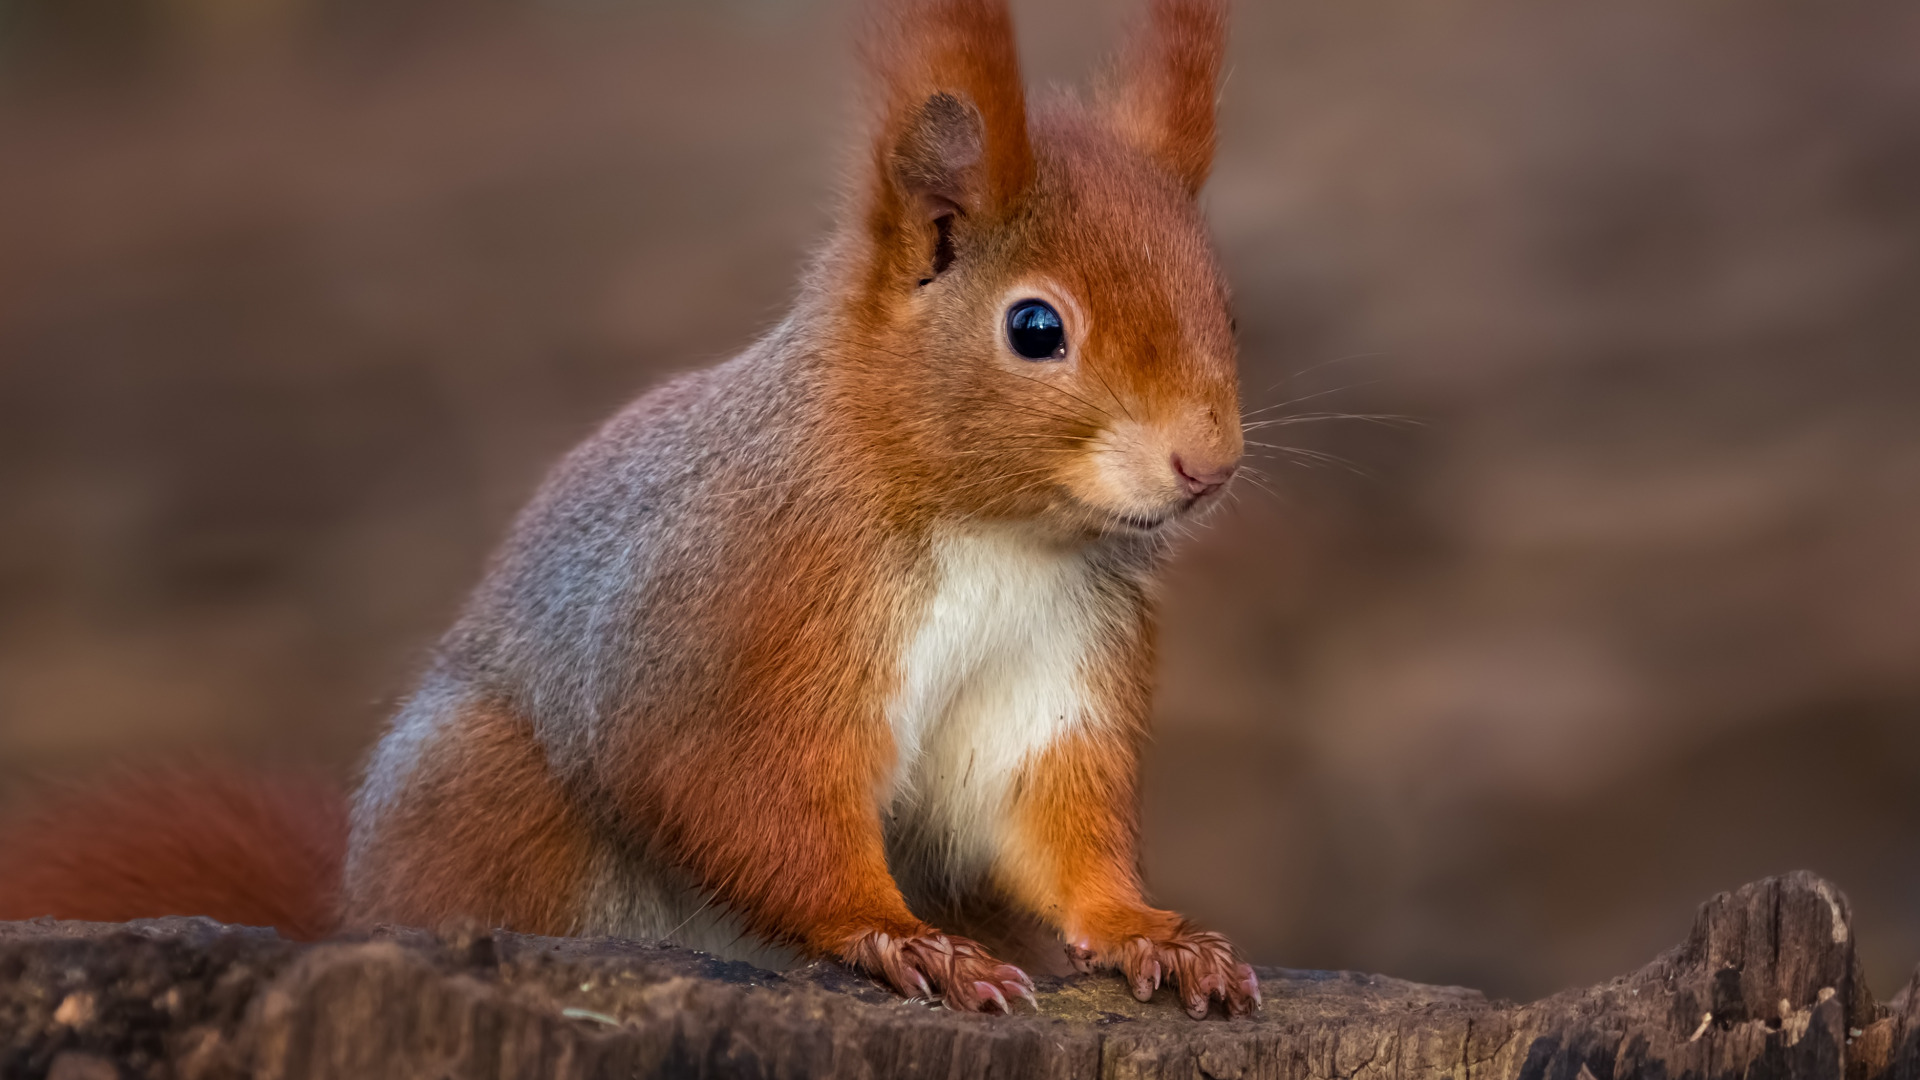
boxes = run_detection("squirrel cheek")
[1067,420,1188,518]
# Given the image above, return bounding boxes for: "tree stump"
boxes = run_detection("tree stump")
[3,871,1916,1079]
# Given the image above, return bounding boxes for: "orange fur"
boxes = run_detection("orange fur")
[1106,0,1228,195]
[996,609,1159,939]
[604,505,933,954]
[347,703,594,936]
[0,766,345,941]
[1005,720,1260,1018]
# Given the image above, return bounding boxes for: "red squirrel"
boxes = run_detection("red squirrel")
[0,0,1257,1019]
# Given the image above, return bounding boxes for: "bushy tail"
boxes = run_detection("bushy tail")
[0,764,348,941]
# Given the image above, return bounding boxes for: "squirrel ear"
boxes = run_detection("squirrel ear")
[891,91,986,217]
[864,0,1032,221]
[1107,0,1227,196]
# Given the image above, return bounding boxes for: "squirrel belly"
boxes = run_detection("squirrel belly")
[881,520,1152,917]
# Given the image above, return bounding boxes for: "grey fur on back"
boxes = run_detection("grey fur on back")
[349,315,831,963]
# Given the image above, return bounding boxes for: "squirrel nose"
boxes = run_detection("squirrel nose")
[1172,453,1236,498]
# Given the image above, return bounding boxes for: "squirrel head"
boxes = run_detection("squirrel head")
[825,0,1243,543]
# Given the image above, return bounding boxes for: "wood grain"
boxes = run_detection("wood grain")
[2,872,1912,1079]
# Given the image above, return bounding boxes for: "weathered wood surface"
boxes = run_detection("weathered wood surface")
[3,872,1916,1080]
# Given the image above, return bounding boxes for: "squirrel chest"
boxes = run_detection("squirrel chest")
[882,522,1130,872]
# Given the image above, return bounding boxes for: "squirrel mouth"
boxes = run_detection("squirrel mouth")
[1113,490,1217,533]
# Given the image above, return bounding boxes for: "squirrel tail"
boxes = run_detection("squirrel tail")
[0,763,348,941]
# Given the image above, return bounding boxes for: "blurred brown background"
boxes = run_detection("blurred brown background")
[3,0,1917,1003]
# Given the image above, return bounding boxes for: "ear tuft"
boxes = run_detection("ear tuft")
[1108,0,1227,196]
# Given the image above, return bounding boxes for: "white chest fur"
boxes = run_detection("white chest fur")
[884,523,1111,879]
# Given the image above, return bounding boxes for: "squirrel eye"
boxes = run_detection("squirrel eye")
[1005,299,1067,361]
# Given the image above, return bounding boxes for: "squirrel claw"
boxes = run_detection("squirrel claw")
[993,963,1035,992]
[1131,958,1161,1002]
[849,927,1032,1014]
[1095,925,1261,1019]
[1185,973,1224,1019]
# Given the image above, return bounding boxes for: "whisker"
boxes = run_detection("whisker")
[1282,350,1389,384]
[1001,369,1116,424]
[1245,441,1377,478]
[949,447,1118,457]
[948,474,1060,530]
[978,399,1101,430]
[1083,362,1137,425]
[1241,412,1423,432]
[938,464,1063,499]
[1233,467,1287,506]
[1243,352,1392,400]
[1239,379,1387,420]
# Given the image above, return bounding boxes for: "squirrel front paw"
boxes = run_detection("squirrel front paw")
[846,928,1035,1014]
[1068,925,1260,1019]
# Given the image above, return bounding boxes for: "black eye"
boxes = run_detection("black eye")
[1005,299,1066,361]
